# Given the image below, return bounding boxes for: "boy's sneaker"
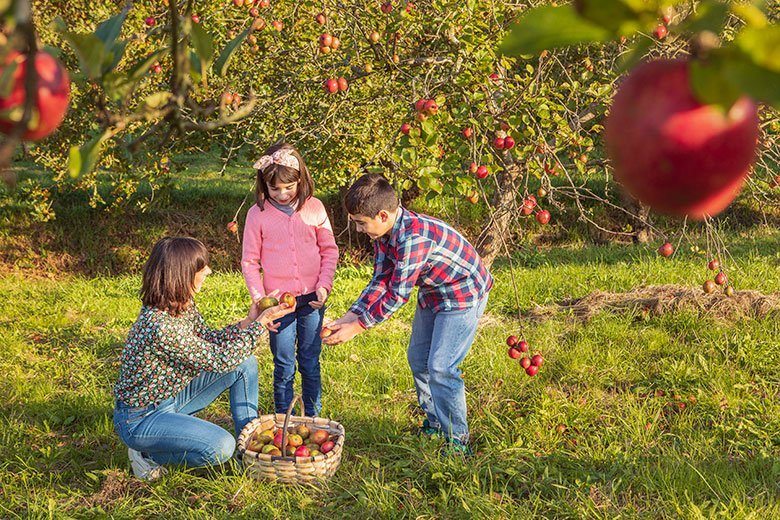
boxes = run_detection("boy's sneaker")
[128,448,167,481]
[441,438,474,457]
[417,419,441,438]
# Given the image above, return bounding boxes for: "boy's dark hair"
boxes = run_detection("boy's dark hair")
[254,142,313,212]
[344,174,399,217]
[141,237,209,317]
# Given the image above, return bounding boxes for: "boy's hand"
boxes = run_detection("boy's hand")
[322,312,364,345]
[309,287,329,309]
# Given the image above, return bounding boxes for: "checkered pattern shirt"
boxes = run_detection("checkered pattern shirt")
[349,208,492,329]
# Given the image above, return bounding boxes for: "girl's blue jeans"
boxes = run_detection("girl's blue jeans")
[113,355,258,467]
[268,291,324,417]
[407,294,489,444]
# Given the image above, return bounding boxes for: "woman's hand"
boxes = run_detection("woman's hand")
[258,300,296,332]
[309,287,329,309]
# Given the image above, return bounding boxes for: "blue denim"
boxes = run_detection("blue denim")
[113,355,259,467]
[268,291,324,417]
[407,294,488,443]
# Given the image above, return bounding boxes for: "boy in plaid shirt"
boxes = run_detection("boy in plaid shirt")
[323,174,492,453]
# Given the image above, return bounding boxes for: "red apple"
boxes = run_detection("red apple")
[462,127,473,139]
[151,62,162,74]
[531,354,544,367]
[526,365,538,376]
[489,72,499,82]
[319,33,333,47]
[0,51,71,141]
[506,335,518,347]
[508,347,521,359]
[280,291,296,307]
[319,327,333,339]
[520,357,532,369]
[493,137,505,150]
[714,271,727,285]
[535,210,551,225]
[468,162,478,174]
[315,12,327,25]
[249,7,259,16]
[320,440,335,453]
[191,14,200,23]
[658,242,674,257]
[233,0,244,6]
[331,37,341,50]
[423,99,438,115]
[475,165,488,179]
[517,340,529,353]
[145,16,156,27]
[414,99,427,112]
[337,77,348,91]
[400,123,411,135]
[294,445,311,457]
[707,259,720,271]
[654,24,667,39]
[504,136,515,149]
[271,19,283,31]
[324,78,339,93]
[257,0,270,7]
[226,221,238,233]
[605,59,759,219]
[310,429,329,445]
[380,2,393,13]
[702,279,716,294]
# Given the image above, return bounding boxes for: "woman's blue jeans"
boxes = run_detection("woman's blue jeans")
[407,295,488,443]
[113,355,259,467]
[268,291,324,417]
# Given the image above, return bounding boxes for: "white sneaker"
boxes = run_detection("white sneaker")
[128,448,167,481]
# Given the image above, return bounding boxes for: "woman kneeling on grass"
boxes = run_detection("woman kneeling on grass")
[113,236,294,481]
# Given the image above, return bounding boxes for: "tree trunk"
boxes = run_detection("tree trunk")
[475,160,523,268]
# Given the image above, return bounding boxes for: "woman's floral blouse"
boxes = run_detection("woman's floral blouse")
[114,304,264,407]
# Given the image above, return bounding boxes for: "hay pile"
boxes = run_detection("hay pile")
[524,284,780,323]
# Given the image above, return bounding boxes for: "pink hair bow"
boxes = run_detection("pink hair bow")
[253,149,300,171]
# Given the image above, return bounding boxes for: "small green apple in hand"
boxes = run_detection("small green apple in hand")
[321,311,365,345]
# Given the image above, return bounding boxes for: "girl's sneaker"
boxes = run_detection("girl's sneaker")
[128,448,167,481]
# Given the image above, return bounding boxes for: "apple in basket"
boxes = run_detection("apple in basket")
[310,429,329,445]
[305,442,319,453]
[320,440,335,454]
[285,445,296,456]
[295,424,310,440]
[295,445,311,458]
[261,444,276,455]
[287,433,303,447]
[273,430,285,449]
[310,449,322,457]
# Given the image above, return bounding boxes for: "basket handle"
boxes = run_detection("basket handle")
[280,394,303,455]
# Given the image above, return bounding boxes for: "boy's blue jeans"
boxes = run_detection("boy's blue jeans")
[407,294,488,444]
[113,355,258,467]
[268,291,324,417]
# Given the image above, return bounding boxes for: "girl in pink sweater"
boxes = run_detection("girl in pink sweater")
[241,143,338,416]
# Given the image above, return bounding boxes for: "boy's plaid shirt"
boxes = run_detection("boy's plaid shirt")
[349,208,493,329]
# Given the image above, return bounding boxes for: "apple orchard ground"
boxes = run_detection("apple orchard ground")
[1,233,779,518]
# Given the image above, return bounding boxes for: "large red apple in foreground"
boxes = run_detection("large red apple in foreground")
[0,51,71,141]
[605,59,759,220]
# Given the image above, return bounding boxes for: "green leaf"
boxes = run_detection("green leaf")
[68,132,108,178]
[499,6,612,56]
[190,22,215,65]
[618,36,654,72]
[143,91,172,109]
[102,48,167,102]
[214,27,251,77]
[691,47,780,109]
[573,0,643,33]
[104,40,128,73]
[189,51,203,86]
[94,8,130,50]
[683,0,729,34]
[735,25,780,73]
[58,32,106,80]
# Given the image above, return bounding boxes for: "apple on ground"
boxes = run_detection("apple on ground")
[508,347,521,359]
[702,280,716,294]
[531,354,544,367]
[506,335,518,347]
[708,259,720,271]
[517,340,529,353]
[535,210,551,225]
[658,242,674,257]
[475,166,488,179]
[526,365,538,376]
[520,357,531,369]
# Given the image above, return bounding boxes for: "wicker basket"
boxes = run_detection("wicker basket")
[237,395,345,484]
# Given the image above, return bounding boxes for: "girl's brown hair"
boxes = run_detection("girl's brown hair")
[140,237,209,316]
[254,142,313,211]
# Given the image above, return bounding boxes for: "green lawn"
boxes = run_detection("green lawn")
[1,235,779,518]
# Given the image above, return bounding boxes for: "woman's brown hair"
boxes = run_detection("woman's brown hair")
[254,142,313,211]
[140,237,209,316]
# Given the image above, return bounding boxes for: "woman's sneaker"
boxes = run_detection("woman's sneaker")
[128,448,167,481]
[441,438,474,457]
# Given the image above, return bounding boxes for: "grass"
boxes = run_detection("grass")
[1,233,779,518]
